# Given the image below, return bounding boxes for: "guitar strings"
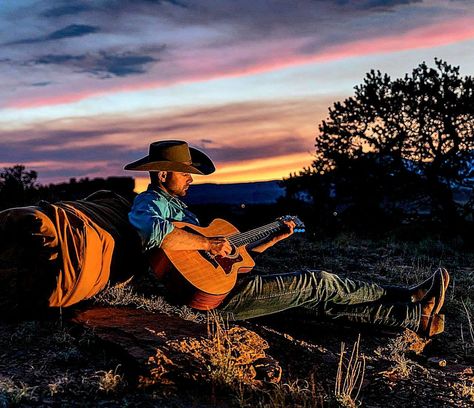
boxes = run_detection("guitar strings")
[230,222,280,243]
[217,217,303,248]
[228,229,267,246]
[234,223,304,246]
[228,221,282,247]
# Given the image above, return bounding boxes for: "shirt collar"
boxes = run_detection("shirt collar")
[147,184,188,209]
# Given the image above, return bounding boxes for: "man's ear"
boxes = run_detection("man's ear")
[159,171,168,183]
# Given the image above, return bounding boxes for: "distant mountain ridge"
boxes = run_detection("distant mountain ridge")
[184,181,285,205]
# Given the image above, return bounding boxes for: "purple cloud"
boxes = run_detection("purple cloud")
[7,24,100,46]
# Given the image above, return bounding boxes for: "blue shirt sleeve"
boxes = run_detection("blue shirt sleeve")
[128,191,175,251]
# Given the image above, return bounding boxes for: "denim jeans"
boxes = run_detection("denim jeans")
[218,269,421,331]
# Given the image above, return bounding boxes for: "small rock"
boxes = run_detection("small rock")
[427,357,447,367]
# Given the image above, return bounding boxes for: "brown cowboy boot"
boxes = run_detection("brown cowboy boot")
[417,270,447,337]
[381,269,441,303]
[410,267,450,302]
[383,268,450,303]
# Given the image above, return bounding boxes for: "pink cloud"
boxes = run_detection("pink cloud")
[318,17,474,61]
[7,16,474,110]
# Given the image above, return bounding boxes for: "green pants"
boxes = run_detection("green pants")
[218,269,421,331]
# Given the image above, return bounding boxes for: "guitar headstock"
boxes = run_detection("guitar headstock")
[277,215,305,233]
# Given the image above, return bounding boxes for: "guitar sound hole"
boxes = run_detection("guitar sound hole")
[227,243,238,258]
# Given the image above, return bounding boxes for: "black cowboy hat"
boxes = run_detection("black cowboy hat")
[124,140,215,175]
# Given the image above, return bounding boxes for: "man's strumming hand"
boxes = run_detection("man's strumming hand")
[207,237,232,257]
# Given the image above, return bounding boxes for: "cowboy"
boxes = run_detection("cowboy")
[125,140,448,337]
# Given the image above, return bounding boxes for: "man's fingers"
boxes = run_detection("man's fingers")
[220,241,232,256]
[208,237,232,256]
[283,220,295,234]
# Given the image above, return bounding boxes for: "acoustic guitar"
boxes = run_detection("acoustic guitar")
[149,216,305,310]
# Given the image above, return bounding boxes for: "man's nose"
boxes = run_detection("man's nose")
[188,174,193,183]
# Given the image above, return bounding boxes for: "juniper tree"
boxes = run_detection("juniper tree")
[309,59,474,225]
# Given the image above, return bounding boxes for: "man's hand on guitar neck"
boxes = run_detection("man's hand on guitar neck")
[207,237,232,257]
[250,219,296,253]
[275,220,296,243]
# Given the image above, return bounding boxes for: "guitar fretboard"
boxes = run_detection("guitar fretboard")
[227,221,282,247]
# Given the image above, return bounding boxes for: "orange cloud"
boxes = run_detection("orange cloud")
[1,97,326,185]
[133,152,314,192]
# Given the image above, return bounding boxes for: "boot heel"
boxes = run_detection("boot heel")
[428,314,445,337]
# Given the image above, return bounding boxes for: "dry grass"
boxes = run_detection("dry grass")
[460,299,474,357]
[459,381,474,402]
[0,378,38,405]
[0,317,132,406]
[94,278,205,323]
[9,321,41,344]
[95,365,126,394]
[202,313,321,406]
[453,375,474,403]
[181,309,273,387]
[47,375,72,396]
[386,352,412,380]
[206,310,245,387]
[144,308,278,398]
[334,334,365,408]
[262,376,323,408]
[2,235,474,406]
[373,330,431,386]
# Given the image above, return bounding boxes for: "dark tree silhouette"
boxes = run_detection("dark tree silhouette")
[289,59,474,230]
[0,165,137,210]
[0,165,39,209]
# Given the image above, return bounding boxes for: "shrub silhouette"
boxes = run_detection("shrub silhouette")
[0,165,39,209]
[285,59,474,233]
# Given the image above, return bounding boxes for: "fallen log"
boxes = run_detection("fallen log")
[72,306,282,386]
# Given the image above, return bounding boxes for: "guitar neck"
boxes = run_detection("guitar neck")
[227,221,283,247]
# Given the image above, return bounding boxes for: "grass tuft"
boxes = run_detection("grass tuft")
[262,375,323,408]
[460,299,474,357]
[48,375,72,396]
[456,380,474,402]
[0,378,38,405]
[334,334,365,408]
[94,365,126,394]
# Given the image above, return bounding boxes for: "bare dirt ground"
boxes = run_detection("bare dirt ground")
[1,235,473,407]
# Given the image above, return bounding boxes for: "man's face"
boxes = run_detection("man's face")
[162,171,193,197]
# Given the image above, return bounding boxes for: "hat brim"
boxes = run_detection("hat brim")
[124,146,215,175]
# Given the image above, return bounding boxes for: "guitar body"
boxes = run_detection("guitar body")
[149,219,255,310]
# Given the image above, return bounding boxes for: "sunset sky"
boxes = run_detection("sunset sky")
[1,0,474,191]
